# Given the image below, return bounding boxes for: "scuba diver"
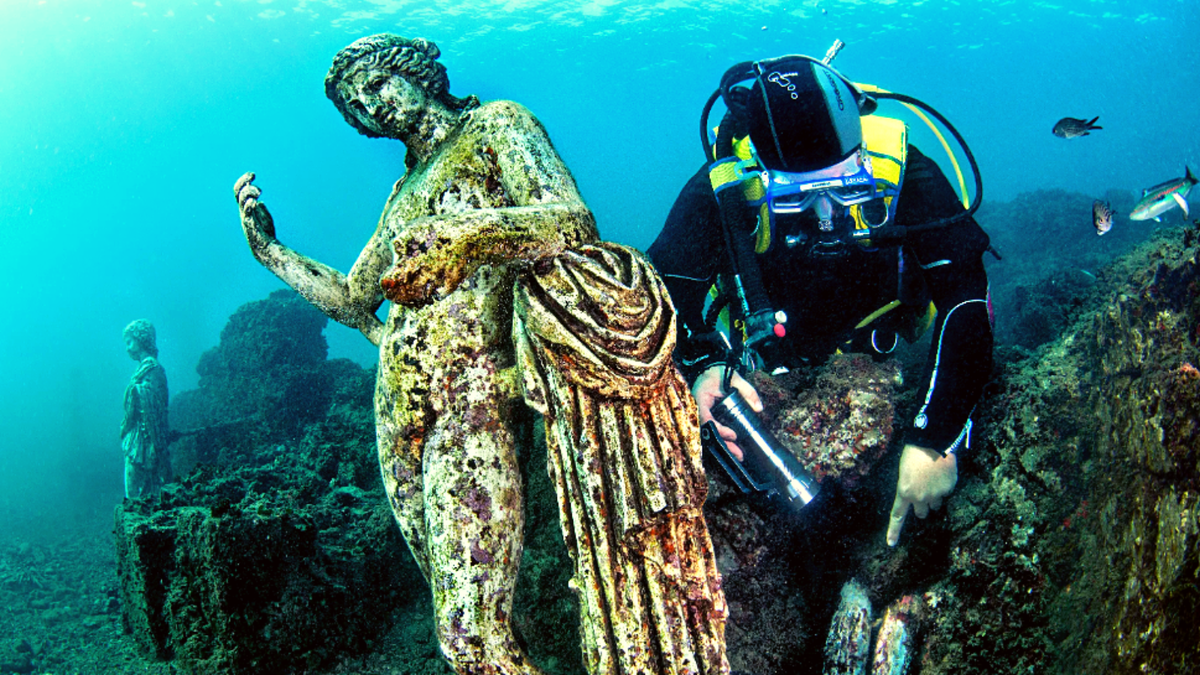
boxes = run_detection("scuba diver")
[646,43,994,549]
[648,43,994,672]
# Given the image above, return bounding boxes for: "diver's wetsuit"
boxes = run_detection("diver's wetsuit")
[647,147,993,452]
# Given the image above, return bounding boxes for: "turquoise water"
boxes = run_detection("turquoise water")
[0,0,1196,511]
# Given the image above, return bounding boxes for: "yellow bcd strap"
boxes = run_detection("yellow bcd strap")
[848,114,907,244]
[856,83,971,210]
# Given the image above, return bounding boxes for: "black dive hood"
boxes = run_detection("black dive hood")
[695,41,989,377]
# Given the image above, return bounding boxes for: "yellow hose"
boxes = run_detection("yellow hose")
[856,83,970,210]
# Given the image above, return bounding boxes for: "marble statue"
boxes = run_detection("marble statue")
[234,34,726,675]
[120,319,170,498]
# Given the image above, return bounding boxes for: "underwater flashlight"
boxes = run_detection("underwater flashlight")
[707,390,821,507]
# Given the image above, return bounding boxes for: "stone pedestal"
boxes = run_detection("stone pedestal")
[114,490,413,674]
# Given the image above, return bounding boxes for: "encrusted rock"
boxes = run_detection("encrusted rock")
[749,355,900,488]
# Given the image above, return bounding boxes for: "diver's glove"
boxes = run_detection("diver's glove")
[741,309,788,371]
[676,331,733,383]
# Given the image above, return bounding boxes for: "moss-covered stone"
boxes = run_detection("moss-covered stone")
[115,496,415,674]
[917,224,1200,675]
[114,291,425,674]
[169,289,348,471]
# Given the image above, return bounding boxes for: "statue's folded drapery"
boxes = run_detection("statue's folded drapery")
[515,242,729,675]
[122,357,170,468]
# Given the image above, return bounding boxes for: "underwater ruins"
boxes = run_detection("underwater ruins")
[101,191,1200,674]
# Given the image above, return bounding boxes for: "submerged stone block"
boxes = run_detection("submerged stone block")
[115,506,186,660]
[115,495,414,674]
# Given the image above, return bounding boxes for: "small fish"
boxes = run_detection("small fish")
[1130,166,1198,222]
[1053,116,1102,139]
[1092,199,1114,235]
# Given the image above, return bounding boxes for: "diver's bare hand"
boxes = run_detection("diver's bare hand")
[886,443,958,546]
[692,366,762,462]
[234,172,276,244]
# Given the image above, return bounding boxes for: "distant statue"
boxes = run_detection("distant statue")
[120,319,170,498]
[234,33,727,675]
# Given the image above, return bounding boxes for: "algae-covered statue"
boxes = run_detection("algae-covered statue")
[234,34,726,675]
[120,319,170,498]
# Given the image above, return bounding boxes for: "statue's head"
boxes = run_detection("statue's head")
[123,319,158,358]
[325,34,478,139]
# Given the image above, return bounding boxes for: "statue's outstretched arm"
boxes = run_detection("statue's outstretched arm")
[382,105,599,306]
[234,172,387,345]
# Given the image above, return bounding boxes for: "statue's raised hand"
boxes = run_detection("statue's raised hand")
[234,172,276,246]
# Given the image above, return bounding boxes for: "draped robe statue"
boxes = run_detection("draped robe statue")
[516,243,728,675]
[121,319,170,498]
[234,33,728,675]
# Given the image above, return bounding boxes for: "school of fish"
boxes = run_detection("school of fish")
[1053,115,1194,234]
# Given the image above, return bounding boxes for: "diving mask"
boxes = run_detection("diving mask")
[763,155,878,215]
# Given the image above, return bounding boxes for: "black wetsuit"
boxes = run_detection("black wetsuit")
[647,147,993,452]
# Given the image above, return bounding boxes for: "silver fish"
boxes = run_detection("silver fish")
[1092,199,1114,235]
[1130,166,1197,222]
[1053,116,1102,139]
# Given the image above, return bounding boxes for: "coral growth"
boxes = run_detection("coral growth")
[170,289,346,466]
[700,354,906,674]
[919,225,1200,675]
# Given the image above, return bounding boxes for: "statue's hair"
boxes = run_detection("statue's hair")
[325,34,479,138]
[123,319,158,357]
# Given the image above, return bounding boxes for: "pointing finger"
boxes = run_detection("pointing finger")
[886,494,911,547]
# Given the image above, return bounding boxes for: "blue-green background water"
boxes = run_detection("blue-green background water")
[0,0,1196,515]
